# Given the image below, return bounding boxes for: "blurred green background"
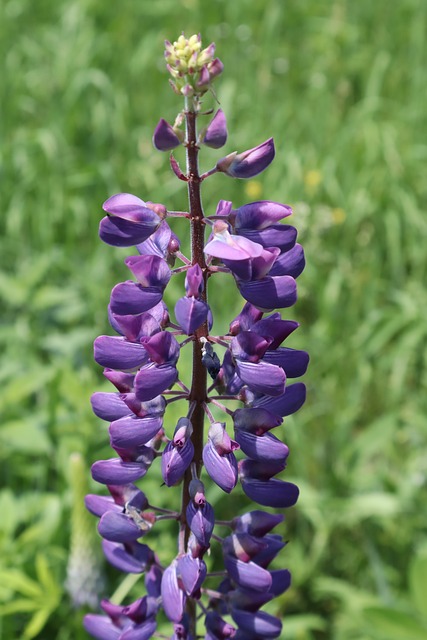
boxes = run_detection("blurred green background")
[1,0,427,638]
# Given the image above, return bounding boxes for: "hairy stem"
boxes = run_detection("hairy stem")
[181,104,209,636]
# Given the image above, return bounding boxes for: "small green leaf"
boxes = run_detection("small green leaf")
[23,606,52,639]
[0,570,41,598]
[0,598,39,615]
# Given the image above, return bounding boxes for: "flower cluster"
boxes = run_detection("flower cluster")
[85,33,308,640]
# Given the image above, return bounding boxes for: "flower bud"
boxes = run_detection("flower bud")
[201,109,228,149]
[216,138,275,179]
[153,118,182,151]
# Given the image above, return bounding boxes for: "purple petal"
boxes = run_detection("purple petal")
[229,302,263,334]
[91,459,149,485]
[237,224,297,252]
[125,255,171,288]
[253,382,306,416]
[103,193,147,217]
[268,243,305,278]
[234,430,289,462]
[229,588,274,612]
[234,201,292,230]
[234,360,286,396]
[102,539,153,573]
[120,620,157,640]
[161,561,186,623]
[94,336,148,370]
[231,332,271,363]
[153,118,181,151]
[161,439,194,486]
[84,495,121,518]
[99,207,160,247]
[218,138,275,179]
[203,440,238,493]
[250,534,285,567]
[232,510,284,537]
[231,609,282,639]
[205,611,236,638]
[141,331,180,365]
[110,282,163,316]
[251,317,299,349]
[83,615,121,640]
[137,220,179,259]
[240,477,299,508]
[202,109,228,148]
[134,363,178,401]
[91,392,131,422]
[109,415,163,449]
[145,564,163,598]
[120,393,166,418]
[108,308,162,342]
[232,407,282,435]
[175,296,209,335]
[224,555,272,592]
[177,554,207,596]
[239,458,287,480]
[98,511,142,542]
[262,347,309,378]
[238,276,297,310]
[185,264,204,297]
[103,369,135,393]
[186,502,215,547]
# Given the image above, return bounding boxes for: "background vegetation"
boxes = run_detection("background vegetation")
[1,0,426,638]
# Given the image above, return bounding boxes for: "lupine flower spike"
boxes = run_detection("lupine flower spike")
[85,33,308,639]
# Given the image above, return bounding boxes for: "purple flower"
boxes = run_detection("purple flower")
[216,138,275,179]
[153,118,182,151]
[100,193,165,247]
[202,109,228,148]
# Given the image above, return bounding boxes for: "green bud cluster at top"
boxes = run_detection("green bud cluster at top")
[165,33,222,97]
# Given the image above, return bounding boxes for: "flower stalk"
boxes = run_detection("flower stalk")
[84,33,308,640]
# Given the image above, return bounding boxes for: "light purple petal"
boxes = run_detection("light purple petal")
[102,540,153,573]
[94,336,148,370]
[120,620,157,640]
[84,495,121,518]
[224,555,272,592]
[186,502,215,547]
[83,614,121,640]
[91,459,148,485]
[177,554,207,596]
[175,297,209,335]
[161,439,194,486]
[161,561,186,623]
[109,415,163,449]
[153,118,181,151]
[91,392,131,422]
[202,109,228,148]
[203,440,238,493]
[234,360,286,396]
[98,511,142,542]
[231,609,282,639]
[125,255,171,288]
[234,201,292,230]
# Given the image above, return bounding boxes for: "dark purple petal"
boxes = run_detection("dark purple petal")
[91,459,149,485]
[134,363,178,401]
[240,477,299,508]
[186,502,215,547]
[125,255,171,288]
[108,484,148,509]
[110,282,164,316]
[250,534,285,567]
[217,138,275,179]
[161,439,194,486]
[239,458,287,480]
[224,555,272,592]
[202,109,228,148]
[237,224,297,252]
[238,275,297,310]
[102,540,153,573]
[231,609,282,639]
[229,302,263,334]
[234,360,286,396]
[251,317,299,349]
[108,308,162,341]
[262,347,309,378]
[205,611,236,638]
[223,533,268,563]
[94,336,148,370]
[83,615,121,640]
[145,564,163,598]
[109,415,163,450]
[98,511,142,542]
[229,588,274,612]
[103,369,135,393]
[91,392,131,422]
[253,382,306,416]
[161,561,186,623]
[231,332,272,363]
[141,331,180,365]
[175,297,209,335]
[268,243,305,278]
[269,569,291,596]
[234,430,289,462]
[120,393,166,418]
[248,247,280,281]
[203,440,238,493]
[153,118,182,151]
[234,201,292,230]
[99,215,160,248]
[232,510,284,537]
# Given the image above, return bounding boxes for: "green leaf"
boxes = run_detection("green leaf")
[0,570,41,598]
[282,614,327,635]
[23,606,53,640]
[363,607,427,640]
[0,598,39,615]
[409,546,427,619]
[35,554,60,597]
[0,420,52,455]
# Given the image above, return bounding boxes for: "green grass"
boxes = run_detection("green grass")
[1,0,427,638]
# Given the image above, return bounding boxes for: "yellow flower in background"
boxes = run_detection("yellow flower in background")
[304,169,322,193]
[331,207,346,224]
[244,180,263,199]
